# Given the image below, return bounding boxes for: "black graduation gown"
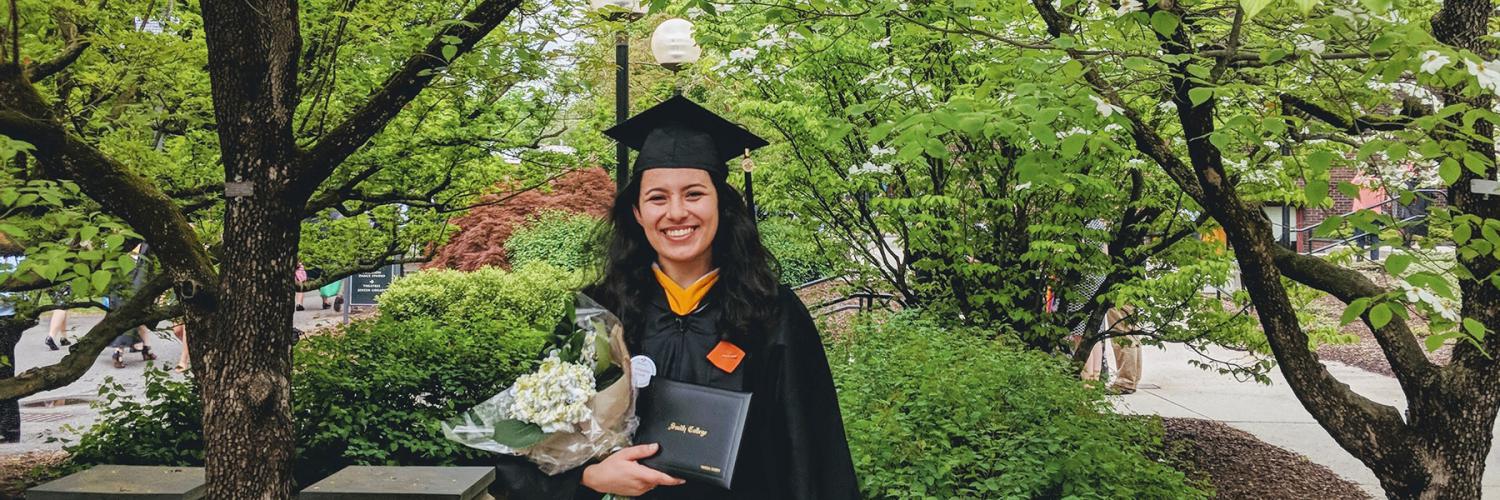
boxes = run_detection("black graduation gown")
[493,285,860,500]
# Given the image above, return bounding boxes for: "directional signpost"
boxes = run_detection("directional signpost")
[343,264,403,324]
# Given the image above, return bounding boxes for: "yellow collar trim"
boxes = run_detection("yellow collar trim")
[653,265,720,316]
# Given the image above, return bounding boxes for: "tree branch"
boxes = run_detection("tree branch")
[0,65,217,291]
[24,41,90,82]
[1272,245,1437,390]
[296,0,525,199]
[1029,0,1418,471]
[1281,93,1411,134]
[0,274,176,400]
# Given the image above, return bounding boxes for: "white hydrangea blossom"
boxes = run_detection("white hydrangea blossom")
[1466,59,1500,95]
[849,161,894,176]
[869,144,897,157]
[870,37,891,49]
[728,47,759,62]
[1420,51,1451,74]
[755,25,784,49]
[1056,127,1088,140]
[1116,0,1143,16]
[1090,95,1124,117]
[1398,280,1459,322]
[1296,39,1326,56]
[509,354,597,434]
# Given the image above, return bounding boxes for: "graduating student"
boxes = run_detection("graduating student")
[494,95,859,499]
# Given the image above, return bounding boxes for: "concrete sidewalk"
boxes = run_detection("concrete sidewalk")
[1,297,349,454]
[1113,342,1500,498]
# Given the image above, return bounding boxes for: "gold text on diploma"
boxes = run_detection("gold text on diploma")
[667,422,708,437]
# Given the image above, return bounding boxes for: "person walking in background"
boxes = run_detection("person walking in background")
[1066,219,1145,394]
[294,262,308,311]
[318,276,343,312]
[44,308,69,351]
[172,322,189,372]
[109,327,157,368]
[1080,306,1143,394]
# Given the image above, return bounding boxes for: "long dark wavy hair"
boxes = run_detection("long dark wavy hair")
[585,172,781,349]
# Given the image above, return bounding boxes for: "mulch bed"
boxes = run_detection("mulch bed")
[0,451,69,499]
[1162,417,1371,500]
[1308,295,1451,377]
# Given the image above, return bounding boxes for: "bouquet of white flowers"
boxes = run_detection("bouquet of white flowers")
[442,293,638,474]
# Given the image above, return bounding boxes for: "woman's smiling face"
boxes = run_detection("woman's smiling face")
[633,168,719,269]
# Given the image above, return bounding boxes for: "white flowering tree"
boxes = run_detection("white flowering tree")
[622,0,1500,495]
[624,2,1291,368]
[670,0,1500,496]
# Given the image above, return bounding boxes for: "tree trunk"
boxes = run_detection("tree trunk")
[0,316,30,443]
[198,0,303,495]
[196,202,300,498]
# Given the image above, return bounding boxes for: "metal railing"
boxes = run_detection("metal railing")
[792,275,897,316]
[1282,188,1446,256]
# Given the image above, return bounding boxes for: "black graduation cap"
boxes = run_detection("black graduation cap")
[604,95,769,180]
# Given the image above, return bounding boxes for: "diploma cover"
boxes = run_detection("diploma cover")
[635,378,752,489]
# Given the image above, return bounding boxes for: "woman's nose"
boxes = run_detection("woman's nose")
[667,196,689,220]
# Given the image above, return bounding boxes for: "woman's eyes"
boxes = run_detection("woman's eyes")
[645,193,705,201]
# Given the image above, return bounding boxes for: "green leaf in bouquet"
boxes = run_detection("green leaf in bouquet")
[592,327,614,376]
[562,328,586,363]
[551,301,577,347]
[491,418,547,449]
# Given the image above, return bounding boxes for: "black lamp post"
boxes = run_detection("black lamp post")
[592,3,702,192]
[591,0,646,190]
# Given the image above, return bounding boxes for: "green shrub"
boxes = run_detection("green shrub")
[505,211,600,272]
[830,313,1208,499]
[759,217,839,285]
[65,368,203,467]
[379,262,579,332]
[66,264,573,486]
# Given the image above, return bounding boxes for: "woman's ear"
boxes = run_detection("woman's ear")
[632,204,644,229]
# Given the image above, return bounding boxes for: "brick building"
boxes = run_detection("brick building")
[1263,166,1448,254]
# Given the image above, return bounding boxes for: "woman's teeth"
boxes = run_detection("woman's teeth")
[665,227,694,238]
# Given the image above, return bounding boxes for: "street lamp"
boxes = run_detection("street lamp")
[591,0,645,191]
[651,19,701,73]
[591,2,703,191]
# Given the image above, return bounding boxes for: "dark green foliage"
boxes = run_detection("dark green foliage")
[758,217,839,286]
[504,211,601,272]
[829,313,1209,499]
[65,368,203,467]
[64,265,570,485]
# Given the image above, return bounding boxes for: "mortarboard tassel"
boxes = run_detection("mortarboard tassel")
[741,149,757,225]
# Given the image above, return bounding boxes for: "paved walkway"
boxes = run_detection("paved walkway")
[1114,343,1500,498]
[0,297,348,454]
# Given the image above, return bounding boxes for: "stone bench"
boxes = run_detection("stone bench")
[28,464,495,499]
[299,466,495,500]
[27,465,206,500]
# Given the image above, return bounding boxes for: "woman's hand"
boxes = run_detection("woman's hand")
[582,443,686,496]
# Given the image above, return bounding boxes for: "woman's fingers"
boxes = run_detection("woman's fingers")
[614,443,661,461]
